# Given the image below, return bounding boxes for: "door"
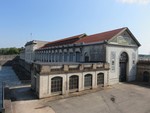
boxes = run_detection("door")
[119,52,128,82]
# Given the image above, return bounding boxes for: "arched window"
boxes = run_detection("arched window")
[49,53,51,62]
[69,75,79,90]
[41,51,44,62]
[40,51,43,62]
[59,53,62,62]
[44,51,47,62]
[46,51,49,62]
[64,52,68,62]
[97,73,104,86]
[55,53,58,62]
[143,71,149,82]
[52,53,54,62]
[76,52,81,62]
[69,52,74,62]
[84,74,92,88]
[84,52,89,62]
[51,77,62,93]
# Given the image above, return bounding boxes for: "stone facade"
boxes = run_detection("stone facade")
[106,45,138,84]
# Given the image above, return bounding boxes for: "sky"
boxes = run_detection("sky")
[0,0,150,54]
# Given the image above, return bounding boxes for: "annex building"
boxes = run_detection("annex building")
[20,27,141,98]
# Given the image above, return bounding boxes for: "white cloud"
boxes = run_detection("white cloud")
[116,0,150,4]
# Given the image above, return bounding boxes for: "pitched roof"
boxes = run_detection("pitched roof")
[41,34,86,48]
[75,27,126,44]
[40,27,127,49]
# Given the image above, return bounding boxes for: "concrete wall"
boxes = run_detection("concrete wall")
[19,59,31,73]
[13,59,31,80]
[0,55,18,66]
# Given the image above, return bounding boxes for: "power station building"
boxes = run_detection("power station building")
[20,27,141,98]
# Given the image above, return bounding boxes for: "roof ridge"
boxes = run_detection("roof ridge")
[75,27,126,44]
[40,33,86,48]
[87,27,127,36]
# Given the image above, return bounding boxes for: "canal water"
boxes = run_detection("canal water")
[0,66,20,110]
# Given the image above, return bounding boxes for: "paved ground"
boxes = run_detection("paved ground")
[0,66,20,110]
[47,83,150,113]
[11,86,55,113]
[12,83,150,113]
[12,100,55,113]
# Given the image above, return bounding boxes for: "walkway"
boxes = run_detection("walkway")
[0,66,20,110]
[47,83,150,113]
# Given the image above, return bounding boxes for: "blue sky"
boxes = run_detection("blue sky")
[0,0,150,54]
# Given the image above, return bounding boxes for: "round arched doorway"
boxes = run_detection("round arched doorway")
[119,52,128,82]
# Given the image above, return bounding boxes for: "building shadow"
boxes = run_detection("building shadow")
[125,81,150,89]
[10,86,38,101]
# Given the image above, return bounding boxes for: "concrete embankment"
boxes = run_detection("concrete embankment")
[0,55,19,66]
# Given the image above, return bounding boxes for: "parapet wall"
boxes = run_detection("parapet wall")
[33,62,109,75]
[31,62,109,98]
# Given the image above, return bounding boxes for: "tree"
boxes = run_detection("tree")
[0,47,22,55]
